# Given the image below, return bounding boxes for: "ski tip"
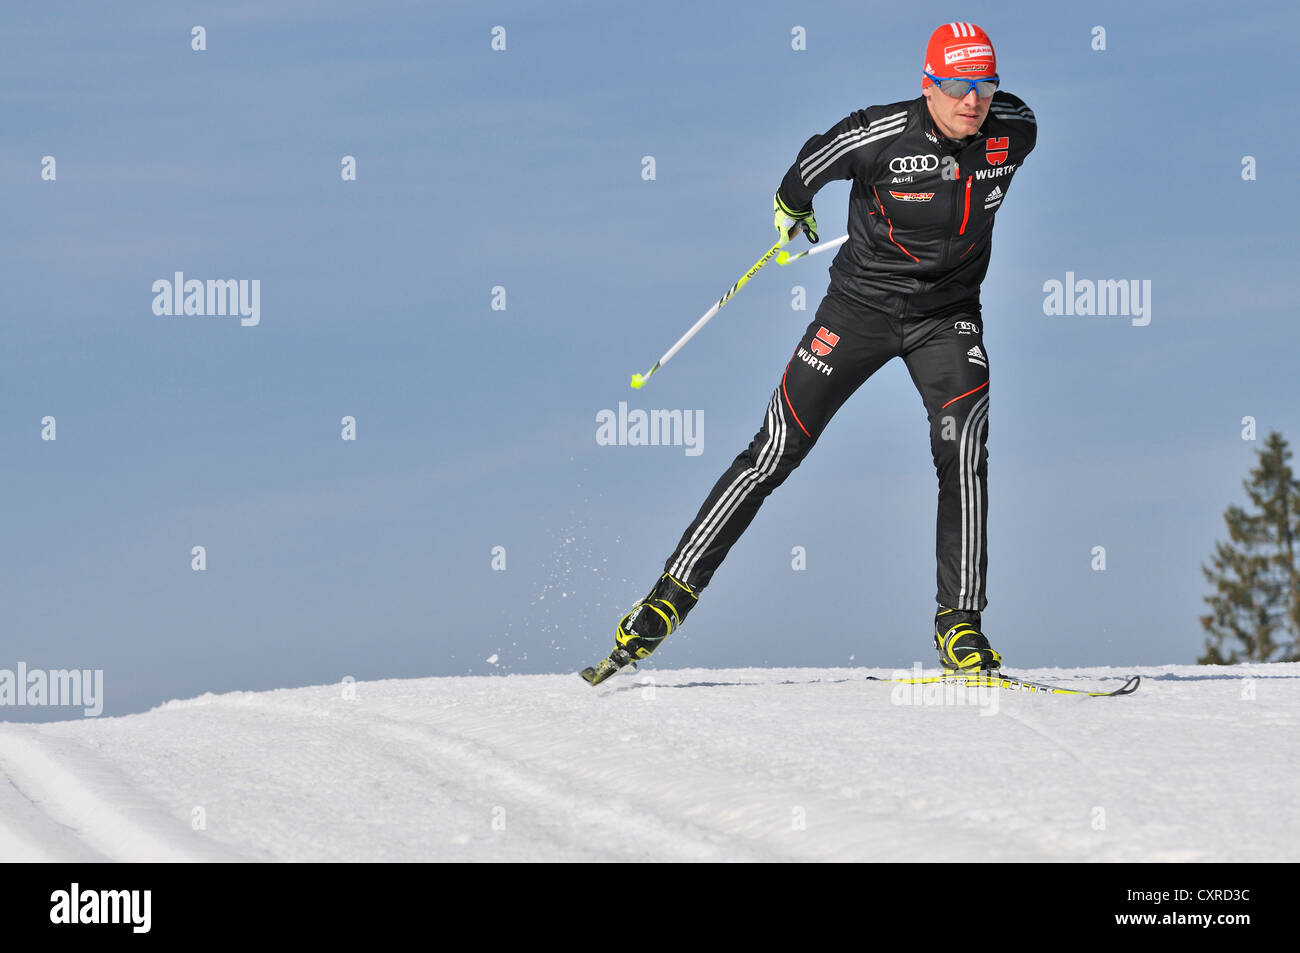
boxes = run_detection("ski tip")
[1112,674,1141,696]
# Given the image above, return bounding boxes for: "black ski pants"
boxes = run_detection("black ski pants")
[664,287,990,612]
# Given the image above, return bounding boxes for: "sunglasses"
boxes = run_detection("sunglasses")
[924,71,999,98]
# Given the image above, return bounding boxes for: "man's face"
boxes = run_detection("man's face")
[924,82,994,140]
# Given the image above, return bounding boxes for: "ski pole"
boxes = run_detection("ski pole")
[776,233,847,266]
[630,237,788,390]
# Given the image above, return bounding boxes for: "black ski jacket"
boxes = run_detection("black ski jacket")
[777,91,1036,314]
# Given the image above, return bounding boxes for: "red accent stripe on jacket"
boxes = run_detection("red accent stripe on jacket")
[958,176,972,235]
[871,186,921,263]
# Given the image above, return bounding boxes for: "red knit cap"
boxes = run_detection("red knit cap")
[922,22,997,88]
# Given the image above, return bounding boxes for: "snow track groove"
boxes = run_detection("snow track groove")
[0,726,243,862]
[0,663,1295,861]
[241,694,783,862]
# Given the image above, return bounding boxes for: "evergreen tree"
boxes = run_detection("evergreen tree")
[1200,431,1300,663]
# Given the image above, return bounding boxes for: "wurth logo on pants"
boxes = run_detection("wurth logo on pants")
[796,347,833,375]
[797,326,839,376]
[809,326,839,356]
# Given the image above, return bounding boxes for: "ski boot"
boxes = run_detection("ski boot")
[580,573,699,685]
[934,606,1002,673]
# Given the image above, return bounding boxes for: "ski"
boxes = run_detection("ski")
[582,659,1139,695]
[579,649,637,686]
[867,672,1141,697]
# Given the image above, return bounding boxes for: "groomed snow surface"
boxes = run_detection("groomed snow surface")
[1,663,1296,862]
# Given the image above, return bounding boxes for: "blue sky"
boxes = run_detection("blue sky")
[3,1,1298,720]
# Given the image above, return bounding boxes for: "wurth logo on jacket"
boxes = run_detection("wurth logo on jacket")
[777,92,1036,310]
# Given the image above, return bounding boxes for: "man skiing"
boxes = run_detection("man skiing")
[584,23,1036,684]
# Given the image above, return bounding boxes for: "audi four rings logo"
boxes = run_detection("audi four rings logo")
[888,155,939,173]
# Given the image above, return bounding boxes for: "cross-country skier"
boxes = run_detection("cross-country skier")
[585,23,1036,684]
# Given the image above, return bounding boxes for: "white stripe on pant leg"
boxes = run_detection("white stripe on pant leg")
[965,398,988,610]
[956,394,988,610]
[957,405,967,609]
[958,396,988,610]
[670,390,769,577]
[967,404,989,610]
[675,390,789,583]
[974,408,989,607]
[668,392,784,581]
[672,392,784,582]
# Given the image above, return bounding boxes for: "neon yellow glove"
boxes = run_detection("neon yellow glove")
[774,192,819,245]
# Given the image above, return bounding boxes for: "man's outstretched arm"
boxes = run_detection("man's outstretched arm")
[775,105,909,212]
